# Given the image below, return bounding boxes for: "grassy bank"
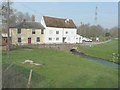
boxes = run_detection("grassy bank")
[2,48,118,88]
[78,39,118,63]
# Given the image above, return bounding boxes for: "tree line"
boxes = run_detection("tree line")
[77,23,118,41]
[1,1,32,33]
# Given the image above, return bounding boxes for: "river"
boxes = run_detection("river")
[70,49,120,68]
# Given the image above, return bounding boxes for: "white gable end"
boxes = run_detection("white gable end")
[41,16,80,44]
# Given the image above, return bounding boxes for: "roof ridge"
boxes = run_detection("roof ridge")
[43,16,72,20]
[9,22,45,29]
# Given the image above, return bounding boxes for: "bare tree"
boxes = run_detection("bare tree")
[110,27,118,38]
[77,24,104,38]
[1,0,14,32]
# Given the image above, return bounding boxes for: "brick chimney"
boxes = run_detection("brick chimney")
[32,15,35,22]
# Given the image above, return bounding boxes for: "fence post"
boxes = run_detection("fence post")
[27,69,33,88]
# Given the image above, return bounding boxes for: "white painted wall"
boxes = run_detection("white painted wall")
[76,34,83,43]
[43,27,77,44]
[44,27,63,44]
[62,28,77,43]
[41,17,77,44]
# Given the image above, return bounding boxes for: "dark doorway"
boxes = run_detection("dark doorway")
[63,37,66,43]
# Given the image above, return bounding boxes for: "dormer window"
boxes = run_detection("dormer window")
[65,19,70,24]
[32,28,35,34]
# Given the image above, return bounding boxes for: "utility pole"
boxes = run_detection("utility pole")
[7,0,10,52]
[95,6,98,25]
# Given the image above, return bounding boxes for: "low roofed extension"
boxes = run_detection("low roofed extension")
[43,16,77,28]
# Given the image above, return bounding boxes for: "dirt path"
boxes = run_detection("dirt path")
[81,39,111,46]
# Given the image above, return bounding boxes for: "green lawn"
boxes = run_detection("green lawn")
[78,39,119,63]
[2,48,118,88]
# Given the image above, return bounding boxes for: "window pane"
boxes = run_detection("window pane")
[49,38,52,40]
[18,38,21,42]
[56,38,59,40]
[32,29,35,34]
[41,29,44,34]
[37,37,40,42]
[49,30,52,34]
[56,31,59,34]
[18,28,21,34]
[66,31,68,34]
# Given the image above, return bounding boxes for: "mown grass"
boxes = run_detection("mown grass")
[78,39,119,63]
[2,48,118,88]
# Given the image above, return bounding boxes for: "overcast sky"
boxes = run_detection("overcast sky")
[12,2,118,29]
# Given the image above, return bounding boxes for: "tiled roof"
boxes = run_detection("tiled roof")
[9,21,45,29]
[43,16,76,28]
